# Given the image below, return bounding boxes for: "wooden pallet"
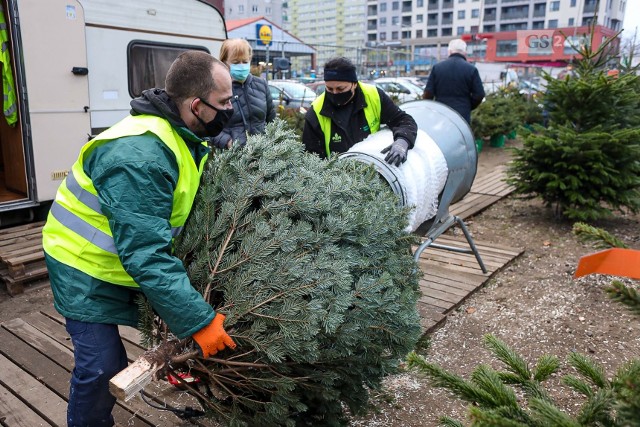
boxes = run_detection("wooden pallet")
[414,234,523,333]
[0,308,220,427]
[0,222,47,296]
[450,165,514,220]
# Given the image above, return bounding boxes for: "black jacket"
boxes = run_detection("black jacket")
[302,84,417,158]
[210,74,276,147]
[423,53,485,123]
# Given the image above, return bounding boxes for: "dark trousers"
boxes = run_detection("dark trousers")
[65,318,128,427]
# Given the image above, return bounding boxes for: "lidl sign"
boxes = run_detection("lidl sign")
[256,24,272,46]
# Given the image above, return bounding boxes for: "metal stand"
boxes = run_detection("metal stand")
[413,213,487,273]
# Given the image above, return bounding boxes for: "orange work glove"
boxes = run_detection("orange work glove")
[192,313,236,358]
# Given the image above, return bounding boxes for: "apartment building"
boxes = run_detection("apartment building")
[225,0,285,26]
[282,0,367,72]
[365,0,626,72]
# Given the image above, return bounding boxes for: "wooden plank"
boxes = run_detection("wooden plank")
[419,287,463,304]
[419,279,471,296]
[6,250,45,267]
[418,294,456,310]
[0,353,67,426]
[419,251,506,269]
[0,244,43,259]
[1,318,194,426]
[451,195,502,219]
[0,382,52,427]
[0,236,42,253]
[2,318,77,368]
[1,261,47,278]
[416,303,446,333]
[432,236,523,256]
[23,312,145,362]
[416,240,522,261]
[33,309,219,427]
[470,177,512,195]
[2,279,24,296]
[0,221,45,236]
[421,264,485,285]
[418,257,488,277]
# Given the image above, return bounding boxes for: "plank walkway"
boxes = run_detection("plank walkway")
[415,163,521,333]
[0,164,521,425]
[0,308,217,427]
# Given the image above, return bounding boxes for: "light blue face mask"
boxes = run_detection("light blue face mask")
[230,63,251,82]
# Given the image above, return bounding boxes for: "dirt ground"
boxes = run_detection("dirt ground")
[1,140,639,426]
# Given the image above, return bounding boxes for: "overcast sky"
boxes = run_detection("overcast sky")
[622,1,640,38]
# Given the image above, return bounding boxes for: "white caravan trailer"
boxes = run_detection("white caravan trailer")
[0,0,226,226]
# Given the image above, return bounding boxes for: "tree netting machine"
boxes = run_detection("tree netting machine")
[340,100,487,273]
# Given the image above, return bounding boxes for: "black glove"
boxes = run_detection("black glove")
[381,138,409,167]
[209,135,233,150]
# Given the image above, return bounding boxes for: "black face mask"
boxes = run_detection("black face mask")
[325,88,355,107]
[193,97,233,137]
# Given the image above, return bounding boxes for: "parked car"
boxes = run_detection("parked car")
[401,76,427,89]
[306,81,326,95]
[518,79,544,98]
[374,77,423,103]
[268,80,317,111]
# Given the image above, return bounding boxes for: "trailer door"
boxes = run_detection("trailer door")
[17,0,90,203]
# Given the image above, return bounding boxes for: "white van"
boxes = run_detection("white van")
[0,0,226,226]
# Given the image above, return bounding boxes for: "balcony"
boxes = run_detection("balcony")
[483,12,496,22]
[427,17,438,26]
[501,12,529,20]
[428,0,439,11]
[442,17,453,25]
[533,8,546,17]
[485,0,497,4]
[442,0,453,9]
[368,21,377,30]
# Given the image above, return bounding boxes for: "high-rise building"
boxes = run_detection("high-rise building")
[364,0,626,73]
[283,0,367,73]
[225,0,285,26]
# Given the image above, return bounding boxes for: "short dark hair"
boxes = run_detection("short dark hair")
[165,51,226,105]
[324,57,356,74]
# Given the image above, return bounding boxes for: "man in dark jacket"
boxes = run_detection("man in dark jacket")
[42,51,236,426]
[423,39,485,123]
[302,57,417,166]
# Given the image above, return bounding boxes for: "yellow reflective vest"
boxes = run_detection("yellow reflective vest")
[312,82,381,158]
[0,5,17,126]
[42,115,208,287]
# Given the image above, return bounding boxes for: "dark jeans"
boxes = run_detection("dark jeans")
[65,318,128,427]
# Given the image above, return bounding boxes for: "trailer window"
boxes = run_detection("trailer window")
[128,41,209,98]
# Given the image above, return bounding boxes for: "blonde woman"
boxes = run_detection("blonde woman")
[211,38,276,148]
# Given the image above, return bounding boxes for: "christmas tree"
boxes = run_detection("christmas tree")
[138,120,423,426]
[507,23,640,221]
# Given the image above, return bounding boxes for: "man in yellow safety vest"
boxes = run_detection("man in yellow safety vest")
[42,51,236,426]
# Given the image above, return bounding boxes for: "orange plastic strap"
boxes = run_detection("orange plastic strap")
[574,248,640,280]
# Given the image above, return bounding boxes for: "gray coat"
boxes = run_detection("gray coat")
[210,74,276,148]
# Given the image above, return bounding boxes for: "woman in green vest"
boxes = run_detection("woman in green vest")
[42,51,236,426]
[302,57,417,165]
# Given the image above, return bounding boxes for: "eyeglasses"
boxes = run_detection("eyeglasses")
[198,97,232,113]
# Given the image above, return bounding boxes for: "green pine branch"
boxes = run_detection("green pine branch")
[143,119,424,425]
[409,333,640,426]
[572,222,628,249]
[605,281,640,316]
